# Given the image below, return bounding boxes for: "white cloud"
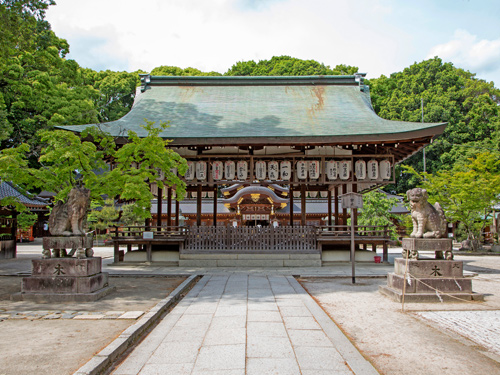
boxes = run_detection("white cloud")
[46,0,405,77]
[428,29,500,76]
[45,0,500,86]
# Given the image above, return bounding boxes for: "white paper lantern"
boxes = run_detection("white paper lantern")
[320,191,328,198]
[309,191,318,198]
[212,161,223,181]
[255,161,266,180]
[237,160,248,180]
[196,161,207,180]
[367,159,379,180]
[380,160,391,180]
[268,161,279,181]
[355,160,366,180]
[225,160,235,180]
[207,191,214,198]
[191,191,197,198]
[309,160,320,180]
[326,160,338,180]
[339,160,350,180]
[293,191,301,198]
[201,191,207,198]
[156,168,165,181]
[185,161,195,181]
[296,160,308,180]
[280,161,291,181]
[150,183,158,195]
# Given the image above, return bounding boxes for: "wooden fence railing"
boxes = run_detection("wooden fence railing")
[317,225,391,239]
[184,226,317,253]
[111,225,188,239]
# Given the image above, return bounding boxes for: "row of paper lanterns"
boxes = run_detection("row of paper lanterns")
[184,159,391,181]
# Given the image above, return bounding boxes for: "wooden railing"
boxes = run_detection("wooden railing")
[185,226,317,253]
[111,225,188,239]
[317,225,392,239]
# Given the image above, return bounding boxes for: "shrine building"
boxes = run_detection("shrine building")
[65,74,446,265]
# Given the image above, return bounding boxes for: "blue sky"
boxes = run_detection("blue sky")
[46,0,500,86]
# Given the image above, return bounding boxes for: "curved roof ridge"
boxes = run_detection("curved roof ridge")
[221,185,289,204]
[59,75,446,147]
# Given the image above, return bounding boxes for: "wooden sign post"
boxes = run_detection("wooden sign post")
[341,192,363,284]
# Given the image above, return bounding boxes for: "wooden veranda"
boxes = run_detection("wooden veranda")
[111,224,391,264]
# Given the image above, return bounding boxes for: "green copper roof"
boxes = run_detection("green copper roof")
[62,75,446,144]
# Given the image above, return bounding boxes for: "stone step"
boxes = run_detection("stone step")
[178,258,321,267]
[179,252,321,267]
[179,253,321,260]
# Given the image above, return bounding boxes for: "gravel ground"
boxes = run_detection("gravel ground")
[0,276,186,375]
[299,254,500,375]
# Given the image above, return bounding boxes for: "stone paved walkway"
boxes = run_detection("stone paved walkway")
[113,274,378,375]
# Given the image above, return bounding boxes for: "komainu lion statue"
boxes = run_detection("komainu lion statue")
[407,188,447,239]
[49,186,91,236]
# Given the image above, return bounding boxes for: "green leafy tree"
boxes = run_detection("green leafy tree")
[368,57,500,193]
[16,210,37,230]
[403,151,500,250]
[0,195,37,233]
[357,190,399,239]
[87,199,120,244]
[0,121,188,222]
[119,204,143,226]
[108,120,188,218]
[150,66,222,77]
[0,0,103,159]
[82,69,140,122]
[225,56,358,76]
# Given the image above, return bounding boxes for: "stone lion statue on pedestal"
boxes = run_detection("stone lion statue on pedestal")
[407,188,447,239]
[49,186,91,236]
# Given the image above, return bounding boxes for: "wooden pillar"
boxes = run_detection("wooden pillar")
[352,184,359,250]
[213,186,217,227]
[196,185,202,226]
[289,185,294,226]
[167,187,172,230]
[327,189,332,227]
[157,186,162,227]
[11,211,17,238]
[334,186,339,228]
[175,199,180,227]
[342,184,348,226]
[301,184,306,226]
[352,183,358,226]
[114,241,120,263]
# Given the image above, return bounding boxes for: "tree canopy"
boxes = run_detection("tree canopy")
[368,57,500,193]
[403,151,500,249]
[224,56,358,76]
[0,121,188,220]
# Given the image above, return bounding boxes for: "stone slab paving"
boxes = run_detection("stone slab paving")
[113,274,378,375]
[415,310,500,356]
[0,310,144,320]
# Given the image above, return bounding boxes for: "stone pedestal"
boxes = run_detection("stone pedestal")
[402,237,454,260]
[11,257,115,302]
[380,258,483,302]
[42,235,94,259]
